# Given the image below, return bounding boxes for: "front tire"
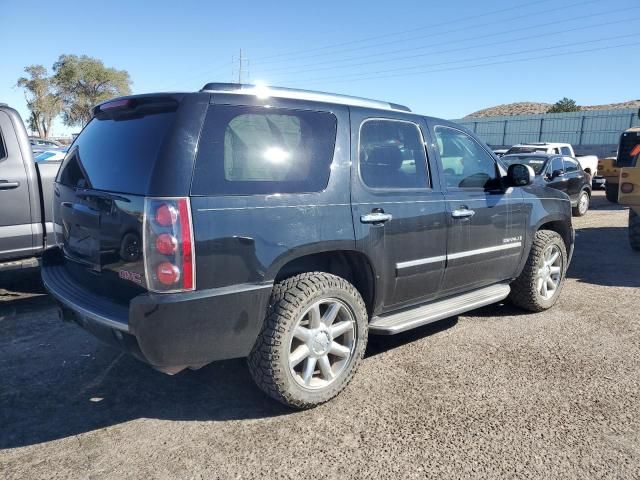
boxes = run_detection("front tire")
[509,230,567,312]
[248,272,368,409]
[630,209,640,252]
[572,190,590,217]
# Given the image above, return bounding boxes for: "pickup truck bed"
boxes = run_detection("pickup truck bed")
[0,104,61,269]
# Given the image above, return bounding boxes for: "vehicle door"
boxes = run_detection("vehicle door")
[563,157,584,200]
[350,111,447,310]
[544,156,568,196]
[429,123,526,294]
[0,110,35,260]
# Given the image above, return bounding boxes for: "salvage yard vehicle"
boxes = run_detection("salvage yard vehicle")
[600,128,640,204]
[506,142,602,188]
[0,104,60,271]
[615,130,640,250]
[42,84,575,408]
[501,153,591,216]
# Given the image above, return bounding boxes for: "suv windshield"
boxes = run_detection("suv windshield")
[502,155,548,174]
[57,109,176,194]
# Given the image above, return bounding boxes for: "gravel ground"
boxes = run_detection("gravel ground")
[1,191,639,479]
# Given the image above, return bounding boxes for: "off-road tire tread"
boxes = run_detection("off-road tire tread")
[247,272,368,409]
[630,209,640,251]
[509,230,567,312]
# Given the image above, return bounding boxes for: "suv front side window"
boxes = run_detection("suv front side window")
[434,126,498,189]
[358,119,429,189]
[549,157,564,176]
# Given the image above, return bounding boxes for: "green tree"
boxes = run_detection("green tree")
[547,97,581,113]
[16,65,61,138]
[52,54,132,127]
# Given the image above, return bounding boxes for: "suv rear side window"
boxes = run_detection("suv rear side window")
[563,158,579,172]
[192,105,337,195]
[359,119,429,189]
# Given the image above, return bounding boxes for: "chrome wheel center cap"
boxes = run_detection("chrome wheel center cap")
[311,331,331,355]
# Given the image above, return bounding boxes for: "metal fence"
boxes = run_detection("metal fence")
[453,108,640,156]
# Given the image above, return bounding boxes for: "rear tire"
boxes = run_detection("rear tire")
[248,272,368,409]
[630,209,640,252]
[572,191,590,217]
[509,230,567,312]
[605,183,619,203]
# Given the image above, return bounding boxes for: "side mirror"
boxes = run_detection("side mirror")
[507,163,534,187]
[551,169,563,179]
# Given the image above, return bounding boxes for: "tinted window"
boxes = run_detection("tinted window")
[550,157,564,174]
[563,158,579,172]
[359,119,429,189]
[501,155,548,174]
[192,106,337,195]
[434,126,498,189]
[0,133,5,159]
[560,146,571,155]
[57,111,177,194]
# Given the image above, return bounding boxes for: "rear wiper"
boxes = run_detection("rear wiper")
[76,191,131,203]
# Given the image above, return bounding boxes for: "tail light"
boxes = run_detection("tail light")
[621,183,634,194]
[143,197,196,292]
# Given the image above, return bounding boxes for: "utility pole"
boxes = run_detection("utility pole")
[232,48,249,84]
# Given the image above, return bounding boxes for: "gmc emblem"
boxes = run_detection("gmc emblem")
[119,269,143,285]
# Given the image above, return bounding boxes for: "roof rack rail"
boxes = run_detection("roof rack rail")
[200,83,411,112]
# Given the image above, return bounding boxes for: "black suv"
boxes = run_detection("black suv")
[42,84,574,408]
[501,153,591,216]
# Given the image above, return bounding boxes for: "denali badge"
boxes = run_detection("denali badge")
[119,269,143,285]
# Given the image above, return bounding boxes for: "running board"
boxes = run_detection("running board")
[0,257,40,272]
[369,284,511,335]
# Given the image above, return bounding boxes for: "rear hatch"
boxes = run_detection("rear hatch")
[53,95,199,304]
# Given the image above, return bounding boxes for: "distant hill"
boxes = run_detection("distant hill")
[465,100,640,118]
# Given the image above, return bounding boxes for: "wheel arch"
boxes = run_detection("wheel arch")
[272,250,378,316]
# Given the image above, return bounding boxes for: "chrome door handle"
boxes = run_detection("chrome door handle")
[451,208,475,218]
[0,181,20,190]
[360,212,393,224]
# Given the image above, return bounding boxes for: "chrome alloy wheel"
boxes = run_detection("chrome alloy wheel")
[578,193,589,215]
[537,244,563,300]
[287,299,356,390]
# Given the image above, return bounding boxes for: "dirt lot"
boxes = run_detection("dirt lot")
[1,191,639,479]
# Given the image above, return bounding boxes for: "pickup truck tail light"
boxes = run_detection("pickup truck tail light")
[143,197,196,292]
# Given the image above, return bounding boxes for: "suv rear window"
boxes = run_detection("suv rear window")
[57,110,176,194]
[192,105,337,195]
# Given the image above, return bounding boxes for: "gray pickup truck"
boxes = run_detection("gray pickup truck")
[0,104,59,271]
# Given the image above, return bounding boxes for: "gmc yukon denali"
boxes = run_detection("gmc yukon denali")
[42,84,575,408]
[0,104,59,271]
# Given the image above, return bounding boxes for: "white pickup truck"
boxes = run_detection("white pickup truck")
[505,143,604,189]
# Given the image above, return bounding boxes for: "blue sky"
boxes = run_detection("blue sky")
[2,0,638,136]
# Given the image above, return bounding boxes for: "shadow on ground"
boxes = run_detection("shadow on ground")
[567,226,640,288]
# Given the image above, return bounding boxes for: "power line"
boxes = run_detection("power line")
[251,0,555,63]
[255,3,634,78]
[277,33,637,85]
[251,0,601,66]
[296,41,639,86]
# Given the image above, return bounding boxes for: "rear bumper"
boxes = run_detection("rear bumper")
[42,251,272,372]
